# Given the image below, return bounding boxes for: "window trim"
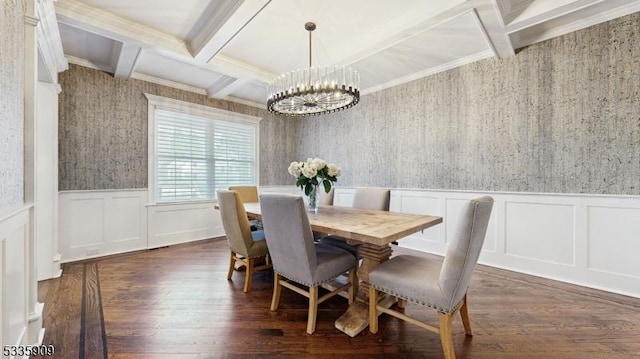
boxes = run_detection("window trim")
[145,93,262,204]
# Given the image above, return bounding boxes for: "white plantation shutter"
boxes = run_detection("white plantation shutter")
[154,108,257,203]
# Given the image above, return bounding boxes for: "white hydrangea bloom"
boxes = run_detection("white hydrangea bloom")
[288,161,302,177]
[327,163,341,177]
[311,157,326,170]
[301,161,318,178]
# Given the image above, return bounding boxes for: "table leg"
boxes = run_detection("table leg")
[334,242,394,337]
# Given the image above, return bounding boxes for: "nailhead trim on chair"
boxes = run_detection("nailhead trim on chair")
[370,284,465,314]
[277,271,339,287]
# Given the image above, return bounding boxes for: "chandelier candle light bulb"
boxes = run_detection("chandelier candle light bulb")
[288,158,341,213]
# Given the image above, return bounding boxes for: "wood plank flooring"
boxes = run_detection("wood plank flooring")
[38,238,640,358]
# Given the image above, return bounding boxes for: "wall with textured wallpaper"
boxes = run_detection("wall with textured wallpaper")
[58,64,296,190]
[0,0,25,209]
[296,13,640,195]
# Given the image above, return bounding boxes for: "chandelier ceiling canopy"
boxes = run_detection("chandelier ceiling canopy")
[267,22,360,117]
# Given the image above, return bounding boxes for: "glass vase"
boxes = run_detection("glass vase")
[306,185,319,213]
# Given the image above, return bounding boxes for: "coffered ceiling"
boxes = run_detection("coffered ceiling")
[54,0,640,109]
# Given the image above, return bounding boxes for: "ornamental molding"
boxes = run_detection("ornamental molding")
[36,0,68,83]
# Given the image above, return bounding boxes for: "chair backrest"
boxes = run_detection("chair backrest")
[228,185,259,203]
[217,190,254,257]
[259,193,316,283]
[353,188,390,211]
[439,196,494,310]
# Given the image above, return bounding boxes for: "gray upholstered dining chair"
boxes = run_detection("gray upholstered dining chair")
[217,190,271,293]
[318,188,391,256]
[368,196,494,359]
[259,193,357,334]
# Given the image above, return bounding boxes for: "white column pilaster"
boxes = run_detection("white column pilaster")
[24,0,45,346]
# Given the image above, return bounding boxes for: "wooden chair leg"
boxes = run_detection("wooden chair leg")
[270,273,282,311]
[307,286,319,334]
[243,258,254,293]
[369,286,379,334]
[397,298,406,309]
[459,294,472,336]
[348,269,356,304]
[439,312,456,359]
[227,252,235,280]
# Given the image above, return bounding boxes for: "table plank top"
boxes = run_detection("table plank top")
[243,203,442,247]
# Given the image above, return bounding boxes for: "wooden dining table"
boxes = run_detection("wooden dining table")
[242,202,443,337]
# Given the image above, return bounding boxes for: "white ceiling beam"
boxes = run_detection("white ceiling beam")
[208,54,277,85]
[505,0,604,34]
[55,0,190,56]
[470,0,515,58]
[111,42,141,79]
[509,0,640,48]
[189,0,271,63]
[207,77,249,99]
[55,0,276,88]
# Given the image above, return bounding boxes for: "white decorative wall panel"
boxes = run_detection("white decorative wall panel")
[587,205,640,279]
[0,206,31,350]
[59,190,147,262]
[62,197,105,248]
[110,196,143,243]
[504,202,575,266]
[147,202,223,249]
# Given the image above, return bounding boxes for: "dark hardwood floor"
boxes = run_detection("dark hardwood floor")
[38,238,640,358]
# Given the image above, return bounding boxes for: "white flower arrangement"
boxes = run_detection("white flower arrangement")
[288,158,341,195]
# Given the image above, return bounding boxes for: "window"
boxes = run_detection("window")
[146,94,261,203]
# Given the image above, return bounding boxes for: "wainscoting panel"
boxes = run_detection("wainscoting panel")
[339,188,640,298]
[0,206,30,349]
[504,201,575,266]
[147,202,223,249]
[59,190,147,262]
[587,204,640,279]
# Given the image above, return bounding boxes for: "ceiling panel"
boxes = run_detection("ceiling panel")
[58,22,116,71]
[135,51,226,89]
[229,81,267,105]
[353,11,492,90]
[220,0,465,75]
[77,0,217,40]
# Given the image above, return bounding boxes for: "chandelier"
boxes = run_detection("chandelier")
[267,22,360,117]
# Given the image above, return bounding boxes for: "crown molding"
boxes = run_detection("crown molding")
[361,49,494,96]
[222,95,265,110]
[66,55,112,73]
[131,73,207,96]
